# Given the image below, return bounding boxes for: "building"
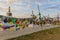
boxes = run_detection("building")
[7,6,12,17]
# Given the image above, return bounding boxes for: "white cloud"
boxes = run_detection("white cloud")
[6,0,17,4]
[19,13,32,18]
[33,8,38,15]
[35,2,42,6]
[26,4,31,9]
[13,12,32,18]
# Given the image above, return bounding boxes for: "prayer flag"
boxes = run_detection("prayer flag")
[0,27,3,31]
[10,27,16,31]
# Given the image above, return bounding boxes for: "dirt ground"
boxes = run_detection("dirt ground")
[7,27,60,40]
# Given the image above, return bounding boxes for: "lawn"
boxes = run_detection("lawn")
[7,27,60,40]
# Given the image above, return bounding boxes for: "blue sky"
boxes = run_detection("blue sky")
[0,0,60,18]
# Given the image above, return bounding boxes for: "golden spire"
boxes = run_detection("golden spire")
[8,6,11,13]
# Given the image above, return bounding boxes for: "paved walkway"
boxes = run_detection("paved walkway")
[0,24,60,40]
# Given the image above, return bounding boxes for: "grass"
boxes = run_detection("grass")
[7,27,60,40]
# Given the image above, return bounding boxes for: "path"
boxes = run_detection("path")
[0,24,59,40]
